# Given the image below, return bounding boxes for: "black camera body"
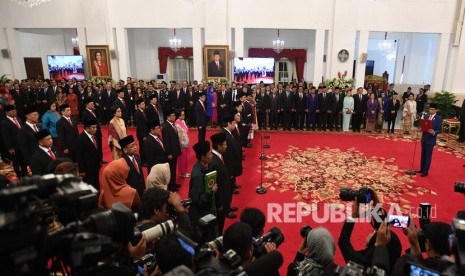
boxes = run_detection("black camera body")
[339,186,374,204]
[334,261,385,276]
[253,227,284,257]
[455,181,465,195]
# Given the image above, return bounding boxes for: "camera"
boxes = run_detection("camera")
[339,186,374,204]
[253,227,284,257]
[207,236,224,252]
[300,225,312,239]
[334,261,386,276]
[455,181,465,195]
[0,174,138,275]
[132,220,175,246]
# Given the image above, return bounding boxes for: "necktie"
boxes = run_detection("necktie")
[132,156,140,173]
[360,95,362,101]
[91,111,96,118]
[216,62,220,71]
[48,149,56,160]
[220,154,224,164]
[91,135,97,149]
[236,126,240,135]
[67,117,73,127]
[13,117,21,129]
[177,91,180,99]
[33,124,39,132]
[156,137,164,150]
[323,93,326,99]
[429,115,433,120]
[121,99,126,107]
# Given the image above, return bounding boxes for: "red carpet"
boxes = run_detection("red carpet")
[98,127,465,274]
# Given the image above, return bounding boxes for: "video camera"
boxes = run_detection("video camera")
[455,181,465,195]
[253,227,284,257]
[339,186,374,204]
[334,261,386,276]
[0,174,139,275]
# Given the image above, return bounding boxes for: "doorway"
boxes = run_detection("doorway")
[24,57,44,79]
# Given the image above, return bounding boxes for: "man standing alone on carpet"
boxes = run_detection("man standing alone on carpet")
[417,103,442,177]
[163,111,182,191]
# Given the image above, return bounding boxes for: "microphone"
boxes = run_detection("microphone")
[243,251,283,276]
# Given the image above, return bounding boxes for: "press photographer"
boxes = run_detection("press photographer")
[338,187,402,271]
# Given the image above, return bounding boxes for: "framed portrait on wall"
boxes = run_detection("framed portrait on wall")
[204,45,229,80]
[86,45,112,78]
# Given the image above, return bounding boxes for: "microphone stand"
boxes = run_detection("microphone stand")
[254,130,269,194]
[406,128,420,175]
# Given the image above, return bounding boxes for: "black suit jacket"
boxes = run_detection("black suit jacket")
[81,109,102,138]
[134,109,148,141]
[170,90,186,111]
[145,104,160,126]
[294,93,307,112]
[318,92,334,113]
[162,122,181,158]
[387,99,401,119]
[221,128,242,177]
[208,60,226,77]
[195,101,207,127]
[353,94,368,114]
[122,154,145,198]
[75,132,101,189]
[30,147,56,175]
[101,89,117,109]
[56,117,79,153]
[209,153,229,208]
[0,117,22,152]
[113,98,130,123]
[144,134,169,172]
[19,124,39,165]
[333,93,345,113]
[280,92,295,111]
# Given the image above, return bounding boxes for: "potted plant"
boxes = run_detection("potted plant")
[428,91,457,119]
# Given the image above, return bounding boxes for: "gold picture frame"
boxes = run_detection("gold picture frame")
[204,45,229,80]
[86,45,112,78]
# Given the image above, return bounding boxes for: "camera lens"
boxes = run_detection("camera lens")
[339,188,356,201]
[300,225,312,239]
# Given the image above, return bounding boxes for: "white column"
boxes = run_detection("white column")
[355,30,369,88]
[431,33,450,91]
[5,28,26,79]
[234,27,244,58]
[76,27,88,76]
[193,27,203,81]
[115,27,130,79]
[313,29,325,85]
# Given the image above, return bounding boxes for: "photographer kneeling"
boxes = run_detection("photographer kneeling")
[391,220,453,275]
[287,227,337,276]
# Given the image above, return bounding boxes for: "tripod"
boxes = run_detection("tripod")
[254,130,270,194]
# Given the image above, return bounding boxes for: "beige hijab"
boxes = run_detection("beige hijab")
[146,163,171,190]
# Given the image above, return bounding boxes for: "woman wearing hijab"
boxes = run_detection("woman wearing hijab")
[287,227,337,276]
[108,105,127,159]
[99,158,139,212]
[146,162,171,190]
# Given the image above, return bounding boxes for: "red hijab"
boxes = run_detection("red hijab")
[99,158,137,210]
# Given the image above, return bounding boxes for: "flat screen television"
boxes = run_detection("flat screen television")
[233,57,275,84]
[47,55,85,80]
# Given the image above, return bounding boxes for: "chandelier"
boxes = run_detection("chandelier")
[169,28,182,52]
[10,0,51,8]
[273,29,284,54]
[378,32,392,54]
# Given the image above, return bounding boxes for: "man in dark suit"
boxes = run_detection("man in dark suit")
[100,82,117,124]
[144,121,169,175]
[317,87,334,131]
[294,86,306,131]
[256,87,270,130]
[417,104,442,177]
[145,94,160,126]
[134,98,149,165]
[331,87,345,131]
[209,132,230,233]
[30,130,57,175]
[217,84,229,127]
[0,105,27,176]
[387,93,401,133]
[113,90,129,126]
[76,119,102,190]
[458,99,465,143]
[195,91,207,142]
[207,50,226,77]
[120,135,145,198]
[18,107,40,169]
[170,83,186,112]
[81,98,106,163]
[269,89,281,130]
[353,87,368,132]
[56,104,79,161]
[221,115,241,218]
[163,111,182,191]
[280,85,295,131]
[185,85,197,127]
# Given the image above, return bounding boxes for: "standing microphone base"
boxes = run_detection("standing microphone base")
[256,186,267,194]
[406,170,416,175]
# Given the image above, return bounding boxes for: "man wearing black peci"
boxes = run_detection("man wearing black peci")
[56,104,79,161]
[332,87,345,131]
[1,105,27,176]
[120,135,145,199]
[163,111,182,191]
[386,92,401,134]
[18,107,40,169]
[144,121,169,175]
[221,115,241,214]
[81,98,106,164]
[207,50,226,78]
[195,91,208,142]
[352,87,367,132]
[76,119,102,191]
[133,98,149,165]
[29,130,57,176]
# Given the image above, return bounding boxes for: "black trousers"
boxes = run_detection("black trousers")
[283,111,292,130]
[269,111,277,129]
[198,126,206,142]
[294,111,305,130]
[318,112,327,130]
[352,112,362,131]
[168,157,178,187]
